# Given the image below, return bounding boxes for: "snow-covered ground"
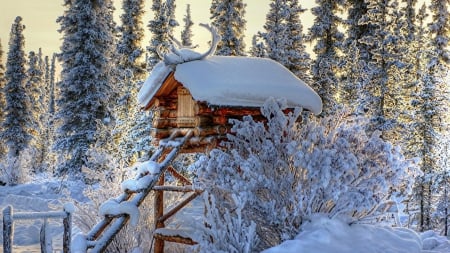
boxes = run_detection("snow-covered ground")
[0,176,87,252]
[1,178,449,253]
[263,215,450,253]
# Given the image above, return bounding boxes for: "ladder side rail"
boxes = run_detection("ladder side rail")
[87,130,193,252]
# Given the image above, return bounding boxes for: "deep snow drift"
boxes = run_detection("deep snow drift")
[263,214,450,253]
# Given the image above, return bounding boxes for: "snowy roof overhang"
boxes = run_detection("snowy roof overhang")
[138,56,322,115]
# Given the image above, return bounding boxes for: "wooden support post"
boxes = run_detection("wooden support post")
[40,218,52,253]
[63,206,72,253]
[154,174,165,253]
[3,205,13,253]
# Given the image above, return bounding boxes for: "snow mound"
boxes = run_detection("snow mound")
[99,199,140,227]
[121,175,156,192]
[71,233,87,253]
[136,160,161,176]
[262,215,434,253]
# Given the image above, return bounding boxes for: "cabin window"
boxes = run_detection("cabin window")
[177,86,196,127]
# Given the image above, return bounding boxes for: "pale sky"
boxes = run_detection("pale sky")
[0,0,315,60]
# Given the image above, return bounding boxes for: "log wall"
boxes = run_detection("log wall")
[150,84,268,153]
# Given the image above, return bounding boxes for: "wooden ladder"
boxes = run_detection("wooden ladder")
[83,129,200,252]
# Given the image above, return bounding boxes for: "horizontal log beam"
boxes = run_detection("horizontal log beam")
[152,185,202,192]
[153,233,197,245]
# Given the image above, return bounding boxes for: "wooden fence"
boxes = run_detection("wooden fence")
[2,204,73,253]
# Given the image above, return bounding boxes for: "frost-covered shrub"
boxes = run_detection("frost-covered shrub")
[196,98,420,250]
[0,149,33,185]
[193,192,259,253]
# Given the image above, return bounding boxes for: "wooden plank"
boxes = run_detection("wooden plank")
[153,185,200,192]
[154,174,165,253]
[153,233,197,245]
[3,206,13,253]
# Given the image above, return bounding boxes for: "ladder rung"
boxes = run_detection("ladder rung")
[153,185,200,192]
[153,228,197,245]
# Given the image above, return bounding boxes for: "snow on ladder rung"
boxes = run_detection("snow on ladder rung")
[153,228,197,245]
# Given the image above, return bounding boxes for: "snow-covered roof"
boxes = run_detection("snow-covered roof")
[138,56,322,114]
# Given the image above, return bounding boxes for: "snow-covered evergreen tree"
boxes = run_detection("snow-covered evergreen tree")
[259,0,310,80]
[1,16,31,159]
[147,0,178,70]
[210,0,247,56]
[55,0,116,178]
[0,39,6,158]
[48,53,57,116]
[117,0,146,82]
[283,0,311,81]
[309,0,345,116]
[25,50,45,171]
[341,0,372,111]
[360,0,409,135]
[401,0,418,41]
[196,99,419,251]
[413,0,450,232]
[249,34,266,57]
[181,4,194,47]
[115,0,147,167]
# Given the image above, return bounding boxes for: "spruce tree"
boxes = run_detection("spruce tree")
[260,0,285,61]
[309,0,345,116]
[55,0,116,177]
[342,0,372,110]
[147,0,178,70]
[260,0,310,80]
[418,0,450,231]
[1,16,31,159]
[210,0,247,56]
[283,0,311,81]
[181,4,194,47]
[25,50,46,171]
[249,34,266,57]
[115,0,148,166]
[0,39,6,158]
[117,0,146,82]
[401,0,418,41]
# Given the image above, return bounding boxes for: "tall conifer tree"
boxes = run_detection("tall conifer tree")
[417,0,450,231]
[115,0,147,166]
[210,0,247,56]
[181,4,194,47]
[260,0,310,79]
[309,0,345,116]
[55,0,116,177]
[0,40,6,158]
[147,0,178,70]
[1,17,31,159]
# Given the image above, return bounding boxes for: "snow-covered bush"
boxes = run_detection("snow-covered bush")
[193,192,259,253]
[195,98,420,250]
[0,149,33,185]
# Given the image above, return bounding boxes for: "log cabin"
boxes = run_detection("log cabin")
[137,24,322,153]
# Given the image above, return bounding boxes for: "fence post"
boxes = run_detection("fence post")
[40,218,53,253]
[63,203,74,253]
[3,205,13,253]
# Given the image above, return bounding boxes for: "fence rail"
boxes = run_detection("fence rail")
[2,203,73,253]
